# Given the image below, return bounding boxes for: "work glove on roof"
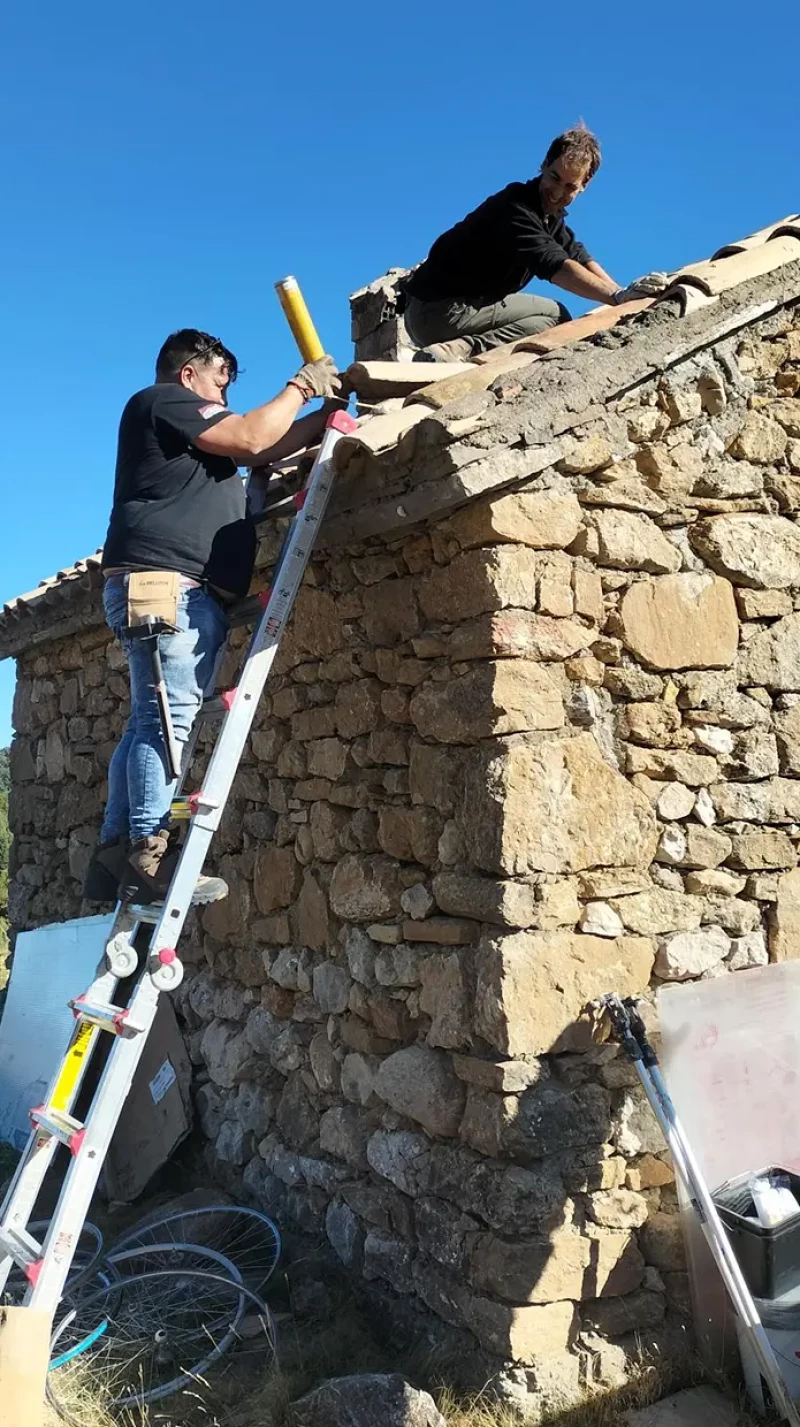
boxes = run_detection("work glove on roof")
[613,271,671,303]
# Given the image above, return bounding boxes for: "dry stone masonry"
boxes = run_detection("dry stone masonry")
[3,254,800,1411]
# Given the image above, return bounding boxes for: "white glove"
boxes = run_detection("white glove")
[613,271,671,304]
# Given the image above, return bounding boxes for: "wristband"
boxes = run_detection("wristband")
[287,379,313,403]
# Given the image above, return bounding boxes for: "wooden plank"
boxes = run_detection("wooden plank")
[411,351,537,410]
[0,1306,51,1427]
[514,297,654,353]
[346,359,474,404]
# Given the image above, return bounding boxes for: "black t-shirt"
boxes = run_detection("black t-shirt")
[404,176,593,305]
[102,383,256,597]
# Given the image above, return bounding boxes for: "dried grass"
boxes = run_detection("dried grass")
[37,1293,758,1427]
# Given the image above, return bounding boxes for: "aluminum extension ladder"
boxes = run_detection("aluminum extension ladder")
[0,407,357,1317]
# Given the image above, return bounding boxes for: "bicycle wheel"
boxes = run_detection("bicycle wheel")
[110,1203,282,1294]
[49,1242,240,1378]
[47,1266,276,1420]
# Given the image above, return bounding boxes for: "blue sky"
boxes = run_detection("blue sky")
[1,0,798,745]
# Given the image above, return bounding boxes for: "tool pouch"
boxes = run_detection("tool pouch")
[126,571,181,630]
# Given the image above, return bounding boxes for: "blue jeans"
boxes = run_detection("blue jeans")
[100,575,229,843]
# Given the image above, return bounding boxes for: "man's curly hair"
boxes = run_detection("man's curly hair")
[543,123,601,181]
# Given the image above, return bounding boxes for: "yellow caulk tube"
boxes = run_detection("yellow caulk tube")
[275,276,325,362]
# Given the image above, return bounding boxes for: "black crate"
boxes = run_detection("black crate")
[712,1167,800,1300]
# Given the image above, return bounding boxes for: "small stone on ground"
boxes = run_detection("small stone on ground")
[289,1372,446,1427]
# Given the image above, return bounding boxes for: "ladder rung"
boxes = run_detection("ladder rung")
[0,1225,43,1269]
[199,690,235,721]
[228,594,263,627]
[0,416,346,1319]
[70,997,144,1036]
[253,490,303,523]
[127,902,161,924]
[170,790,219,820]
[29,1107,85,1155]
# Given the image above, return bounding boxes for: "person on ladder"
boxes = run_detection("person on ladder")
[84,328,342,907]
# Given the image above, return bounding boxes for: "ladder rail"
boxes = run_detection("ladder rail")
[0,962,119,1297]
[0,901,151,1294]
[3,410,356,1317]
[146,417,344,965]
[25,974,162,1310]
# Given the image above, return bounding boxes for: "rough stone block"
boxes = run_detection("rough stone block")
[685,869,745,896]
[413,1256,577,1361]
[441,490,583,551]
[461,733,657,877]
[378,807,442,865]
[690,514,800,589]
[409,743,458,814]
[583,1287,665,1337]
[329,854,405,920]
[729,828,797,869]
[775,703,800,775]
[655,925,730,979]
[739,613,800,689]
[334,679,382,739]
[432,871,539,928]
[312,962,351,1014]
[288,587,344,658]
[611,889,703,936]
[731,411,788,463]
[289,1372,446,1427]
[560,434,614,474]
[624,1386,742,1427]
[418,546,539,623]
[294,870,329,950]
[620,573,738,671]
[374,1045,466,1137]
[363,577,420,645]
[419,953,471,1048]
[449,611,592,662]
[474,930,654,1055]
[769,868,800,962]
[587,512,681,574]
[625,748,717,785]
[736,589,793,618]
[409,660,564,743]
[469,1230,590,1304]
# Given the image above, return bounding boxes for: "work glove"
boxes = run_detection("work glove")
[613,271,671,304]
[290,354,342,400]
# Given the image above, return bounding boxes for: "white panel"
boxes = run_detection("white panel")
[659,963,800,1367]
[0,916,113,1151]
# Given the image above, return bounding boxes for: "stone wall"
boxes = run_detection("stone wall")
[6,303,800,1406]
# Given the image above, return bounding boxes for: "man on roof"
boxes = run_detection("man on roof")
[83,328,342,909]
[399,125,669,361]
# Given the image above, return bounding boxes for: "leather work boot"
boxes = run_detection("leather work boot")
[83,837,130,904]
[415,337,474,363]
[122,830,228,906]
